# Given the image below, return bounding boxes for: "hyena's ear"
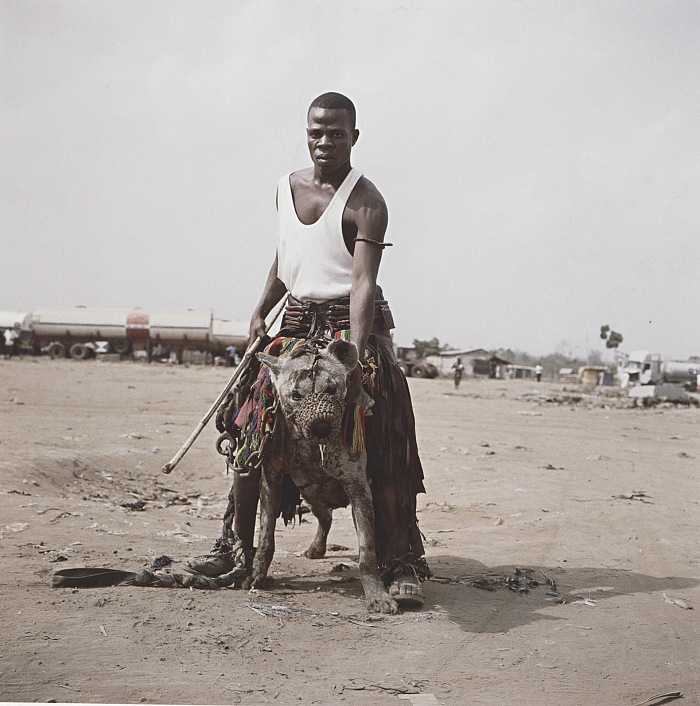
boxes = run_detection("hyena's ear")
[257,352,283,378]
[326,339,359,372]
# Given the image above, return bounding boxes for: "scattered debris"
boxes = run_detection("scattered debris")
[121,500,146,512]
[36,507,63,516]
[247,603,314,620]
[663,593,693,610]
[571,597,597,607]
[1,522,29,535]
[424,501,456,512]
[464,567,540,594]
[633,691,683,706]
[519,389,699,409]
[337,679,423,696]
[49,511,80,523]
[613,490,652,503]
[57,685,80,693]
[397,694,441,705]
[347,617,379,628]
[149,555,174,571]
[330,563,351,573]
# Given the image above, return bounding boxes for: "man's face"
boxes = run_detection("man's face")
[306,108,358,174]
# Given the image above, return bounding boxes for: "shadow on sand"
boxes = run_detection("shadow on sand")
[418,555,698,633]
[270,554,698,633]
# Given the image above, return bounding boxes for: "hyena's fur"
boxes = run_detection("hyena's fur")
[248,339,397,614]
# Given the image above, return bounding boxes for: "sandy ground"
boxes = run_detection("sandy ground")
[1,357,698,706]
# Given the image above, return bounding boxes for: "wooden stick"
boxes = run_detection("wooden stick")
[161,293,289,474]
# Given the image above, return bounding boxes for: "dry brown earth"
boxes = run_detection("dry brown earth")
[1,358,698,705]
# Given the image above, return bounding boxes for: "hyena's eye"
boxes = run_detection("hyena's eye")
[291,390,303,401]
[325,385,337,395]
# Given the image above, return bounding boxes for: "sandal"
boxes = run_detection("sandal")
[388,575,425,608]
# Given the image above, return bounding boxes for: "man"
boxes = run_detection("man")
[193,92,430,606]
[225,344,238,367]
[4,326,20,359]
[452,357,465,388]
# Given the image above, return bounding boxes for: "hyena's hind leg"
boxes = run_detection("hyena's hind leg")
[304,504,333,559]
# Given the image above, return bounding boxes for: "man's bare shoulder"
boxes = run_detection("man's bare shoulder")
[288,168,314,188]
[346,175,388,242]
[349,175,387,213]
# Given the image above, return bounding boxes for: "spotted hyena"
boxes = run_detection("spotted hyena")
[250,339,397,614]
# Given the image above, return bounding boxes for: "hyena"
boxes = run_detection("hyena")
[251,339,397,614]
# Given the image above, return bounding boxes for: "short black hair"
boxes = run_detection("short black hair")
[308,92,356,129]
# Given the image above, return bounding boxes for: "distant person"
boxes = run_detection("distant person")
[452,357,465,388]
[4,326,20,359]
[535,364,543,382]
[225,344,238,367]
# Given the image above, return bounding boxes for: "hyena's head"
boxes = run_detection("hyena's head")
[257,339,358,444]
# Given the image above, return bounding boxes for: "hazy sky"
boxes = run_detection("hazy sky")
[2,0,698,358]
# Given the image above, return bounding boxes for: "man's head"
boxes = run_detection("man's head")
[306,92,359,175]
[308,92,356,129]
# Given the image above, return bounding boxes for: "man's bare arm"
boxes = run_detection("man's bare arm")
[249,255,287,343]
[348,185,388,400]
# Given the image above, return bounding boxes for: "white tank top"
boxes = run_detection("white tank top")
[276,168,363,303]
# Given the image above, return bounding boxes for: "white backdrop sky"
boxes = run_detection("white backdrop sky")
[1,0,698,359]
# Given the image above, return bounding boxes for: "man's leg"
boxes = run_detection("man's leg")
[373,480,424,607]
[186,468,260,579]
[232,469,260,552]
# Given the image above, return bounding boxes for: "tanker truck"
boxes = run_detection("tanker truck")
[618,350,700,392]
[22,307,219,362]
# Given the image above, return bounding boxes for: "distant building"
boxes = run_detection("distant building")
[507,364,536,379]
[426,348,511,379]
[578,365,611,386]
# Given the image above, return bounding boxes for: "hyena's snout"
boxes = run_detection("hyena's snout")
[295,392,344,443]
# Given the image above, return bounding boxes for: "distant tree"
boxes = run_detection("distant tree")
[412,337,448,358]
[600,325,624,349]
[588,349,603,365]
[490,347,517,363]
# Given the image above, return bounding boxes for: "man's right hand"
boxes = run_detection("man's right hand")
[248,315,267,346]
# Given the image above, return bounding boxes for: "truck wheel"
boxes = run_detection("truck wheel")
[411,364,428,378]
[112,339,131,355]
[69,343,90,360]
[48,342,67,359]
[398,363,411,377]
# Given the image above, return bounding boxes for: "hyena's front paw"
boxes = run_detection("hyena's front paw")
[365,588,398,615]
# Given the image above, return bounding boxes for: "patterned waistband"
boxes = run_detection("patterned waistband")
[282,293,393,339]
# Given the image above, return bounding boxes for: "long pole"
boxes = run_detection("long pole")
[161,293,289,474]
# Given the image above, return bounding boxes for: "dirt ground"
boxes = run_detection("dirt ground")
[1,357,698,706]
